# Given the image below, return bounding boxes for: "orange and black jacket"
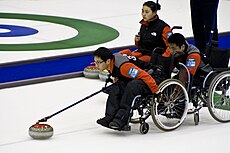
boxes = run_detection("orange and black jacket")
[174,43,201,76]
[136,15,172,55]
[172,44,201,86]
[109,53,159,94]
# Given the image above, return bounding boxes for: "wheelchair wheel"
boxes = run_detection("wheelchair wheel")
[151,79,189,131]
[140,122,149,134]
[207,71,230,123]
[194,112,199,125]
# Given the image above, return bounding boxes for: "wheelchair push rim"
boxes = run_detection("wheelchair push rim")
[151,79,189,131]
[207,71,230,123]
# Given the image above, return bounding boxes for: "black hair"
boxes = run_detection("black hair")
[167,33,187,48]
[143,1,161,12]
[93,47,114,62]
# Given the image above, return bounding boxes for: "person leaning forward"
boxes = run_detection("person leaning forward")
[93,47,165,131]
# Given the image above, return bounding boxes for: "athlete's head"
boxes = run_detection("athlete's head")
[93,47,113,71]
[167,33,187,57]
[142,1,161,22]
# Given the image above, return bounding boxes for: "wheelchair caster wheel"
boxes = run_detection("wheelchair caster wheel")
[194,113,199,125]
[140,122,149,134]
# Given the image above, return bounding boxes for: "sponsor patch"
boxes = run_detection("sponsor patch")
[187,58,196,68]
[151,32,157,36]
[128,68,139,78]
[166,32,172,38]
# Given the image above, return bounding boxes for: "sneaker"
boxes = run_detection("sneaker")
[120,125,131,131]
[109,121,131,131]
[96,116,111,128]
[109,121,121,130]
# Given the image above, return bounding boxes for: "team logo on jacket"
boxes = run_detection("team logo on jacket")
[128,68,139,78]
[151,32,157,36]
[187,58,196,67]
[166,32,173,38]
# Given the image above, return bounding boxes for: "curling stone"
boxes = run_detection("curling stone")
[99,69,110,82]
[83,66,100,79]
[29,122,54,139]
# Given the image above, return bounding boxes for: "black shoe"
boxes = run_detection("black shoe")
[120,125,131,131]
[96,117,111,128]
[109,121,131,131]
[109,121,121,130]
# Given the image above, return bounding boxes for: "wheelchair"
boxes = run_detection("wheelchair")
[188,64,230,125]
[127,49,230,134]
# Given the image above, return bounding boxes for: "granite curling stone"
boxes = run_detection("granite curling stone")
[83,66,100,79]
[29,122,54,139]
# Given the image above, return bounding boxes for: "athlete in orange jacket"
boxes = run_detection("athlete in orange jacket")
[93,47,165,130]
[166,33,201,86]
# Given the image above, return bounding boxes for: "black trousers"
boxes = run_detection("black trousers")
[105,79,152,126]
[190,0,219,53]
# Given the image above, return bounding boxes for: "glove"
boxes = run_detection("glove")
[155,92,163,103]
[105,77,113,84]
[102,86,111,94]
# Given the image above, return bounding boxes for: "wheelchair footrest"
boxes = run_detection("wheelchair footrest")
[130,118,141,124]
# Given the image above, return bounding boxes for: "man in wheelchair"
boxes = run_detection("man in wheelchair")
[128,33,202,131]
[166,33,201,85]
[166,33,201,111]
[149,33,200,118]
[166,33,230,125]
[93,47,165,131]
